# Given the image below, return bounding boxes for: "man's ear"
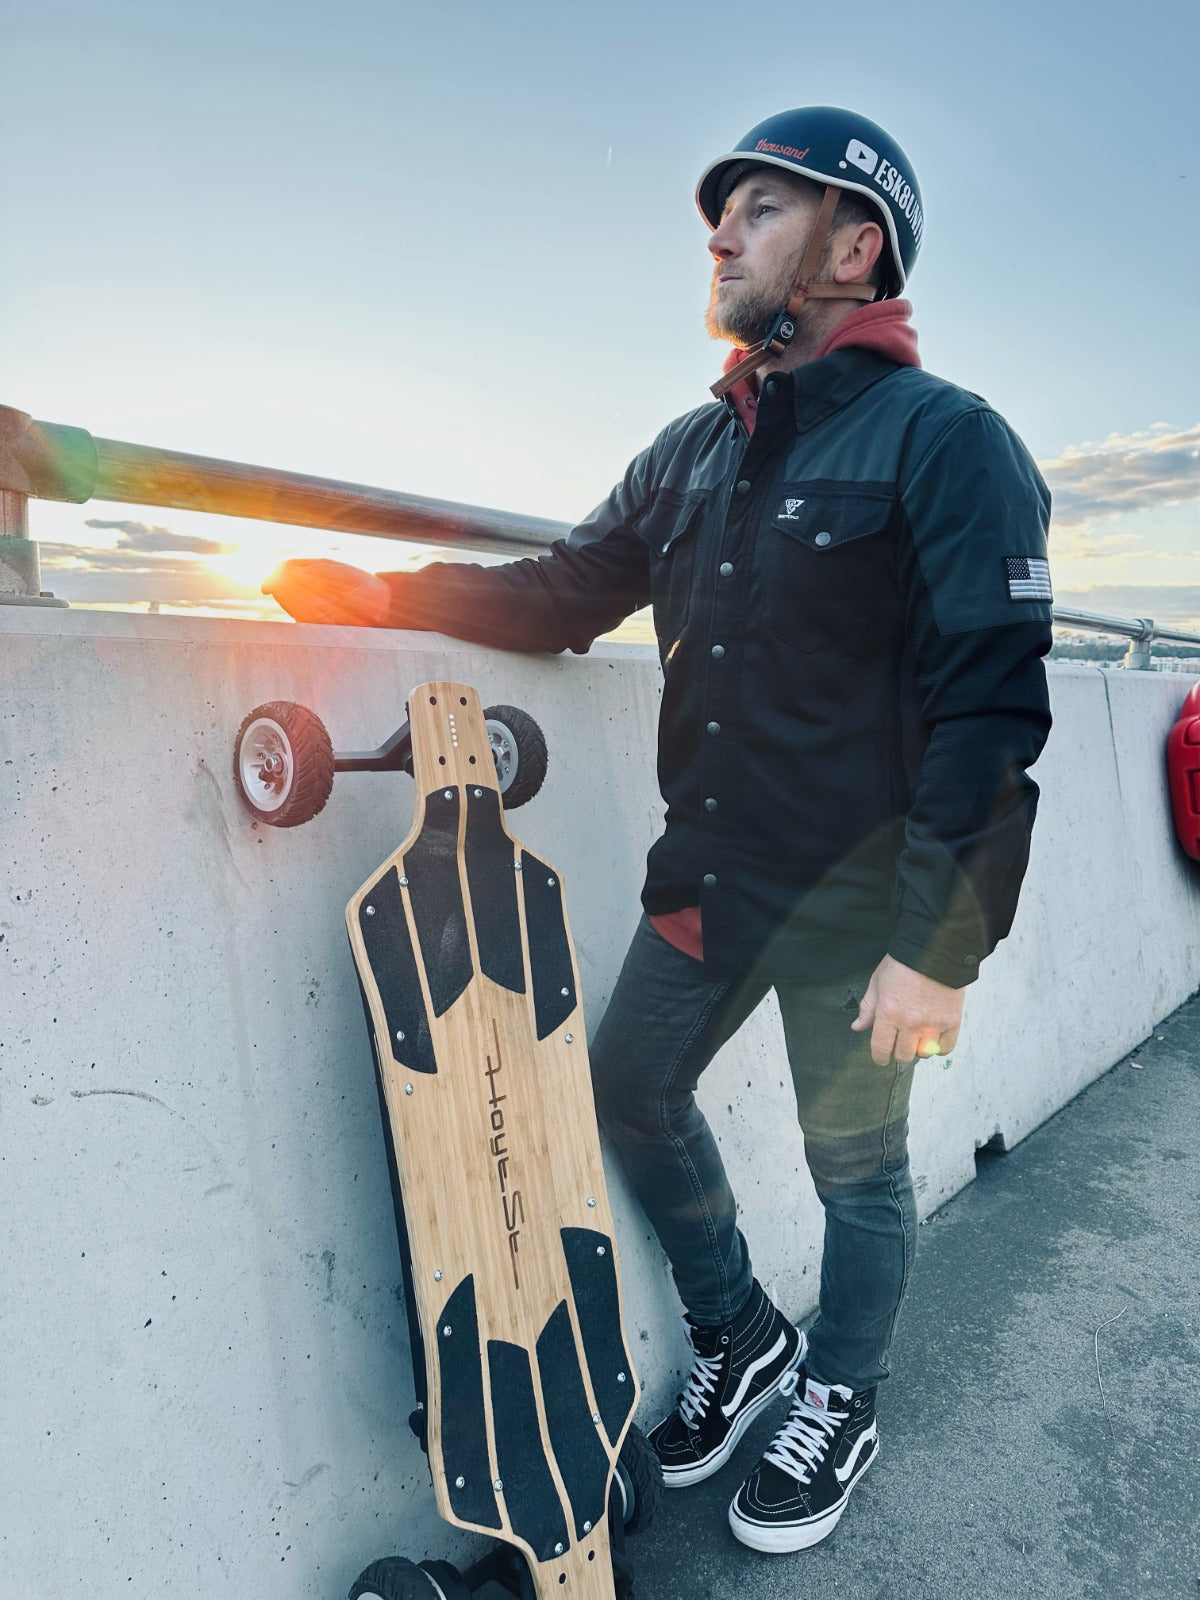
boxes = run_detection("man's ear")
[833,221,885,286]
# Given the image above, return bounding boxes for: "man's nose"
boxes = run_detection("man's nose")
[707,215,741,259]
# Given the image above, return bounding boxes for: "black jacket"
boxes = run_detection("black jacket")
[380,349,1053,987]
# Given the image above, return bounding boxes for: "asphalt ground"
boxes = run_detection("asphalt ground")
[624,990,1200,1600]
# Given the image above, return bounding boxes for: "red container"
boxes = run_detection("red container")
[1167,682,1200,861]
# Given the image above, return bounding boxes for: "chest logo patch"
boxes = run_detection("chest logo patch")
[776,498,805,521]
[1005,556,1053,602]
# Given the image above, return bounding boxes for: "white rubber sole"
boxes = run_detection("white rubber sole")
[661,1334,807,1489]
[727,1434,878,1552]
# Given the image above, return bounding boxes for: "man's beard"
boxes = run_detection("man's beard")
[706,272,791,347]
[705,242,832,348]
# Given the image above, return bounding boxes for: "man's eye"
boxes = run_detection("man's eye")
[753,203,778,218]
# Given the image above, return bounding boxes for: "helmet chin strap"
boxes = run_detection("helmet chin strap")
[711,185,876,400]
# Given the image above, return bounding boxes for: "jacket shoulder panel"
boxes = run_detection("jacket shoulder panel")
[898,392,1053,636]
[565,402,732,552]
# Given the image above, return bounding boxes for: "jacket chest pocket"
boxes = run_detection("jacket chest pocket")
[762,489,897,655]
[642,489,706,652]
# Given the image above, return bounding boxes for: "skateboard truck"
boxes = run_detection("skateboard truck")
[233,699,548,827]
[232,685,660,1599]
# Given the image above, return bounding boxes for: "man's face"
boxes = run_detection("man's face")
[705,168,825,347]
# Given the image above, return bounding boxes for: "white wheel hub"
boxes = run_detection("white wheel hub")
[237,717,295,812]
[485,718,517,793]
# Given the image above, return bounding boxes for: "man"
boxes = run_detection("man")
[266,106,1053,1554]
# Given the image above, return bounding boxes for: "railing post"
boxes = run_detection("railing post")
[0,490,68,604]
[0,407,80,607]
[0,489,59,604]
[1123,619,1154,670]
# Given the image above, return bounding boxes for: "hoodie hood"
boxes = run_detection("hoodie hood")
[720,299,920,435]
[815,298,920,365]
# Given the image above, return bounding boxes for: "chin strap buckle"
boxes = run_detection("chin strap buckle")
[763,307,798,355]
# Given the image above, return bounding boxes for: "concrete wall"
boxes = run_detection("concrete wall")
[2,609,1197,1597]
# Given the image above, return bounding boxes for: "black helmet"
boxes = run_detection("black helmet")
[696,106,924,296]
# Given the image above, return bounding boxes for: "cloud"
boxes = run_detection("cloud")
[82,517,233,556]
[1050,528,1140,561]
[36,548,265,605]
[1039,424,1200,531]
[40,543,221,575]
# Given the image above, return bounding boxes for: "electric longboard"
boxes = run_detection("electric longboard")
[234,683,657,1600]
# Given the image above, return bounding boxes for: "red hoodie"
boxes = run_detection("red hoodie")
[650,301,921,964]
[722,299,920,437]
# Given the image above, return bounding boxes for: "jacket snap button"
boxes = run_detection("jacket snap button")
[815,531,832,547]
[711,644,725,659]
[719,562,734,577]
[703,874,717,887]
[735,479,751,495]
[762,378,777,396]
[706,721,720,735]
[962,953,978,967]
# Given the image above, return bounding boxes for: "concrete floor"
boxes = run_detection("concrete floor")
[625,989,1200,1600]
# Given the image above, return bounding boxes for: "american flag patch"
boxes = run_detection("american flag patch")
[1005,556,1053,602]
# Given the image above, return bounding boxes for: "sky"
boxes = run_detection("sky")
[4,0,1198,628]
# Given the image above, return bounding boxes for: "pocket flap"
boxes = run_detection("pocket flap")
[771,491,892,551]
[638,489,706,556]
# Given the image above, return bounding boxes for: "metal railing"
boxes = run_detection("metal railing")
[3,404,1198,667]
[1049,609,1200,670]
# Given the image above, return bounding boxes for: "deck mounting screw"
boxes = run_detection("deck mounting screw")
[434,1269,443,1281]
[493,1478,504,1492]
[395,1030,405,1042]
[586,1196,596,1207]
[565,1033,574,1044]
[547,876,556,886]
[455,1475,465,1488]
[514,860,522,872]
[443,1324,452,1337]
[399,876,409,887]
[617,1371,627,1383]
[583,1521,592,1533]
[591,1412,601,1425]
[365,905,375,916]
[444,789,453,800]
[554,1543,564,1556]
[596,1245,606,1256]
[560,986,570,996]
[474,787,483,797]
[405,1084,414,1096]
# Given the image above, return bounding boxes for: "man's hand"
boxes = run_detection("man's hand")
[850,954,964,1066]
[262,559,392,626]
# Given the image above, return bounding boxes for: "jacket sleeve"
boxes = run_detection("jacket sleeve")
[887,406,1053,988]
[374,442,662,655]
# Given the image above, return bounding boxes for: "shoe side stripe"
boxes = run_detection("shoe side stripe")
[720,1331,789,1419]
[833,1420,877,1484]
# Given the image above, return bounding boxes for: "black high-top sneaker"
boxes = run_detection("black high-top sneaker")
[647,1280,805,1487]
[728,1369,878,1551]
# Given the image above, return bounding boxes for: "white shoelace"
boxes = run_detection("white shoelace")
[763,1372,850,1483]
[678,1348,724,1427]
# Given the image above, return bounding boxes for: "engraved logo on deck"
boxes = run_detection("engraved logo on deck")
[483,1025,524,1290]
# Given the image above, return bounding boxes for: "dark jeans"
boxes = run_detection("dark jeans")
[590,915,917,1391]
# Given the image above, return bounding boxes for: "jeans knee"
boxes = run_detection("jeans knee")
[591,1056,698,1148]
[804,1118,910,1198]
